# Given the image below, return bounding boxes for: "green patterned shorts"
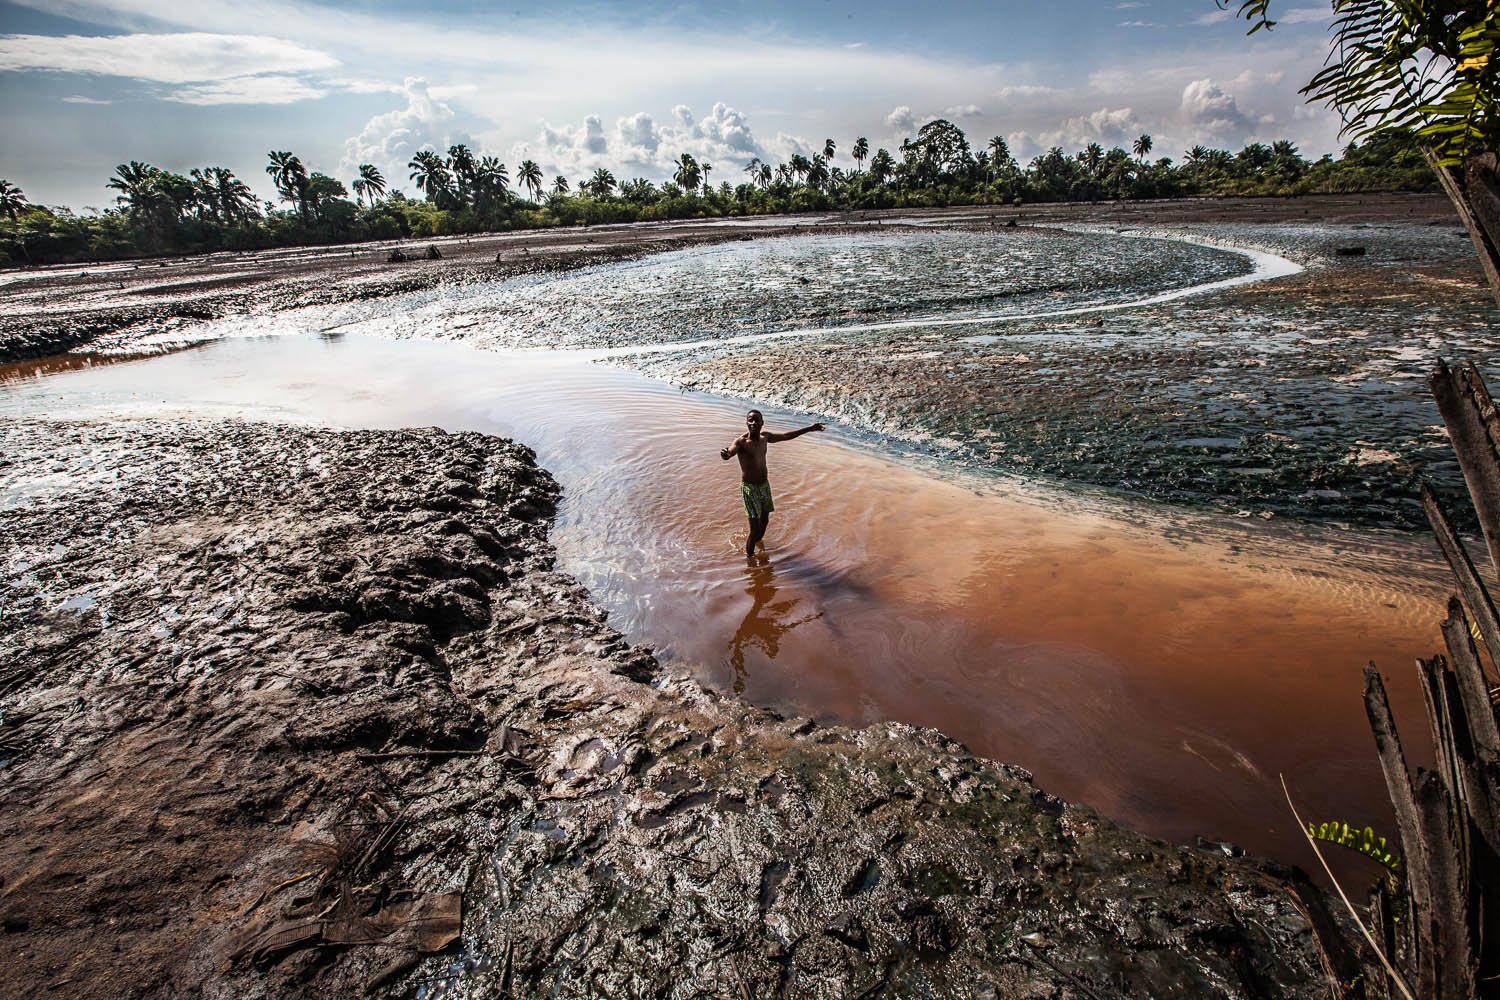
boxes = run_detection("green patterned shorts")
[741,480,774,519]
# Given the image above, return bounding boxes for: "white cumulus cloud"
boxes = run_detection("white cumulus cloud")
[943,104,984,119]
[1179,78,1252,142]
[527,101,773,185]
[1038,106,1143,150]
[615,111,661,162]
[339,77,470,190]
[885,105,916,136]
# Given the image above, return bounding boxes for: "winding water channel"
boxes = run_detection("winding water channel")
[2,226,1456,874]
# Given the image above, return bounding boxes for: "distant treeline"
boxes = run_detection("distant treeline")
[0,119,1437,266]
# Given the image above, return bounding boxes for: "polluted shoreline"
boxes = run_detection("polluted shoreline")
[2,418,1339,999]
[0,194,1480,996]
[5,192,1485,532]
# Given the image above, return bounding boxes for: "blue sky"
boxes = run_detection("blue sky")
[0,0,1343,210]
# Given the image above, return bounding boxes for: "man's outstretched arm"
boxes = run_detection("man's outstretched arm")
[762,422,826,443]
[719,437,742,460]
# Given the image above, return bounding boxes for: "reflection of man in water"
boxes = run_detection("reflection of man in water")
[719,409,825,559]
[729,560,823,695]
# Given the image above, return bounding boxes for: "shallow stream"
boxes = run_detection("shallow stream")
[0,226,1466,874]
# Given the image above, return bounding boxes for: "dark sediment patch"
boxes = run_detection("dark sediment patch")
[0,193,1459,365]
[0,417,1341,998]
[632,215,1490,531]
[0,226,812,363]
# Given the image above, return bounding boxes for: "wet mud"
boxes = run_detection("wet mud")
[624,204,1490,530]
[16,194,1474,530]
[1,418,1340,999]
[0,223,809,363]
[0,195,1476,996]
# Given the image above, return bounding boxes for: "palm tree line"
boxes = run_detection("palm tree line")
[0,117,1437,265]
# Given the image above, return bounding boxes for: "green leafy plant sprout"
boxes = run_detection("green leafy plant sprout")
[1281,775,1415,1000]
[1306,819,1403,873]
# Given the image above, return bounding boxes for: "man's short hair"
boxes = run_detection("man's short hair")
[747,409,763,418]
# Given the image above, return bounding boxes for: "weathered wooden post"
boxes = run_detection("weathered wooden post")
[1352,359,1500,998]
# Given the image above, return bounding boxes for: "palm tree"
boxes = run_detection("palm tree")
[1233,143,1273,184]
[301,173,347,222]
[743,158,763,187]
[188,168,220,221]
[1268,140,1306,183]
[1102,147,1134,197]
[518,159,544,203]
[354,164,386,206]
[474,156,509,208]
[701,161,712,193]
[190,166,256,223]
[551,175,570,197]
[758,162,772,189]
[806,156,829,191]
[673,153,700,195]
[1080,142,1105,178]
[822,138,835,175]
[852,137,869,173]
[1132,134,1153,163]
[108,160,163,214]
[788,153,811,186]
[0,180,28,223]
[408,150,453,206]
[987,135,1014,181]
[587,167,616,198]
[1,180,30,263]
[446,144,476,207]
[621,178,657,204]
[265,151,310,220]
[214,167,258,222]
[868,148,895,185]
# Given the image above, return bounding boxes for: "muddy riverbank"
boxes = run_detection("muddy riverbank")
[619,198,1491,530]
[0,418,1345,998]
[6,193,1480,531]
[0,193,1461,363]
[0,222,810,362]
[1,194,1476,996]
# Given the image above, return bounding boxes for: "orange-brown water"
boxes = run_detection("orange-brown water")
[577,392,1445,872]
[0,333,1450,877]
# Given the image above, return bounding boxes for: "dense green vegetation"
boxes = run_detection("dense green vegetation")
[0,120,1436,266]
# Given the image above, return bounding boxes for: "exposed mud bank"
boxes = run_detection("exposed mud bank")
[622,201,1490,530]
[0,194,1456,366]
[0,224,801,363]
[4,194,1482,531]
[1,419,1341,998]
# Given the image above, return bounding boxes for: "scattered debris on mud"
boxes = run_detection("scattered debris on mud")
[1,418,1344,998]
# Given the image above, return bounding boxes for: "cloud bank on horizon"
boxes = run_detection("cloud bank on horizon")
[0,0,1344,208]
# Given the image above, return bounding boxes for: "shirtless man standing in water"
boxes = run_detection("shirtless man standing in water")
[720,409,826,558]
